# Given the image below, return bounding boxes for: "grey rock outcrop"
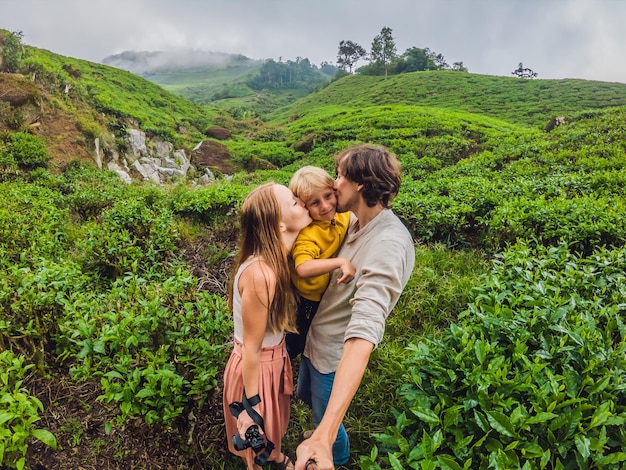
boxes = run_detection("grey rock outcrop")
[94,128,200,185]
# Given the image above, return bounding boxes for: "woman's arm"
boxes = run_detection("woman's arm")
[235,260,275,437]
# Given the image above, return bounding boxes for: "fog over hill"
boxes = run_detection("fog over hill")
[102,49,260,74]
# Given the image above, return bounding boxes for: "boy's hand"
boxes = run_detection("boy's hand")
[336,258,355,284]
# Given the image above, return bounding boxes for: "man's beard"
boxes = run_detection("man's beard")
[337,192,359,213]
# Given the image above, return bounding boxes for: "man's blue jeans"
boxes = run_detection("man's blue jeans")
[297,356,350,465]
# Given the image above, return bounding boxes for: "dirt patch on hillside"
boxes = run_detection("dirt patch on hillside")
[0,74,95,171]
[26,369,233,469]
[191,140,236,175]
[33,104,94,171]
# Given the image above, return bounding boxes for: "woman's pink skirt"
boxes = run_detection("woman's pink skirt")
[222,338,293,468]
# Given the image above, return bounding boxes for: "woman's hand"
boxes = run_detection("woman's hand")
[236,404,264,439]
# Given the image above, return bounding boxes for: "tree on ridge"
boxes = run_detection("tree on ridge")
[337,40,367,74]
[370,26,397,78]
[512,62,538,79]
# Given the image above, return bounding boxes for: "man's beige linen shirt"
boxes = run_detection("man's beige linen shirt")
[303,209,415,374]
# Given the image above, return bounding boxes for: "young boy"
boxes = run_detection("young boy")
[286,166,354,360]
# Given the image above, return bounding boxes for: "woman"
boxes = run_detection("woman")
[223,182,312,470]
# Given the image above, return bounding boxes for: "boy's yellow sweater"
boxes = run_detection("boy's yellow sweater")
[291,211,351,301]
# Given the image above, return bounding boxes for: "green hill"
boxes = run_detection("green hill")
[269,70,626,128]
[112,51,265,104]
[104,49,336,115]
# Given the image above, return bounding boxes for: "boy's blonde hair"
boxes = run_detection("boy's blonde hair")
[289,166,334,202]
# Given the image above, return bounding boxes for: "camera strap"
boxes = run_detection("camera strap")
[229,393,275,466]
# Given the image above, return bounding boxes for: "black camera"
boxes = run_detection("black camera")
[232,425,265,452]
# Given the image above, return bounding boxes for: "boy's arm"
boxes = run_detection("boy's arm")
[296,257,355,283]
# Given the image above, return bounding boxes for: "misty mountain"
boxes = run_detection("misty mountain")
[102,49,260,75]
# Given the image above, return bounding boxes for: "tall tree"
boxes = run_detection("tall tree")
[370,26,397,78]
[336,40,367,74]
[0,30,23,73]
[394,47,437,73]
[512,62,538,79]
[451,61,468,72]
[432,53,448,70]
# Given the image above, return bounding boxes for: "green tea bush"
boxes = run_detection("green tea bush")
[0,132,17,172]
[484,195,626,254]
[61,167,167,222]
[0,132,50,170]
[0,259,87,370]
[364,241,626,469]
[404,135,481,167]
[54,271,231,424]
[0,350,56,470]
[394,180,475,246]
[75,199,179,280]
[50,163,131,220]
[229,140,298,167]
[169,181,248,222]
[0,182,69,264]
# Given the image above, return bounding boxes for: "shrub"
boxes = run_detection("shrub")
[1,132,50,170]
[484,195,626,254]
[0,259,87,371]
[0,31,22,73]
[0,350,56,469]
[229,141,298,167]
[75,199,179,280]
[54,272,231,424]
[169,182,248,222]
[0,182,69,264]
[0,147,17,172]
[364,241,626,469]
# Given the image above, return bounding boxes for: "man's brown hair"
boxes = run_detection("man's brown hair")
[335,144,401,208]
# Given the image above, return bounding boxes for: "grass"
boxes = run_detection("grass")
[21,47,215,147]
[268,71,626,129]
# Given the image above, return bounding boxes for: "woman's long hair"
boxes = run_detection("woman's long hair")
[229,182,296,334]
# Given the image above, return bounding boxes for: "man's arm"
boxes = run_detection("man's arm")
[295,337,374,470]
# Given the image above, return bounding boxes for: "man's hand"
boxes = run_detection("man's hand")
[295,433,334,470]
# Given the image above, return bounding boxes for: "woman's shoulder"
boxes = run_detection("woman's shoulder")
[238,257,276,286]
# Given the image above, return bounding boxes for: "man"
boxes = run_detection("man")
[295,144,415,469]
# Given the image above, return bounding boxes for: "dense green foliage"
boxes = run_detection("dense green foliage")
[0,132,50,170]
[0,350,56,470]
[0,29,22,73]
[0,166,239,465]
[247,57,332,91]
[363,241,626,469]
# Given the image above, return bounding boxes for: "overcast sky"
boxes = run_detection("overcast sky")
[3,0,626,83]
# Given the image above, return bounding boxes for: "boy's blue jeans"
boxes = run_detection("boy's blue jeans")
[297,356,350,465]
